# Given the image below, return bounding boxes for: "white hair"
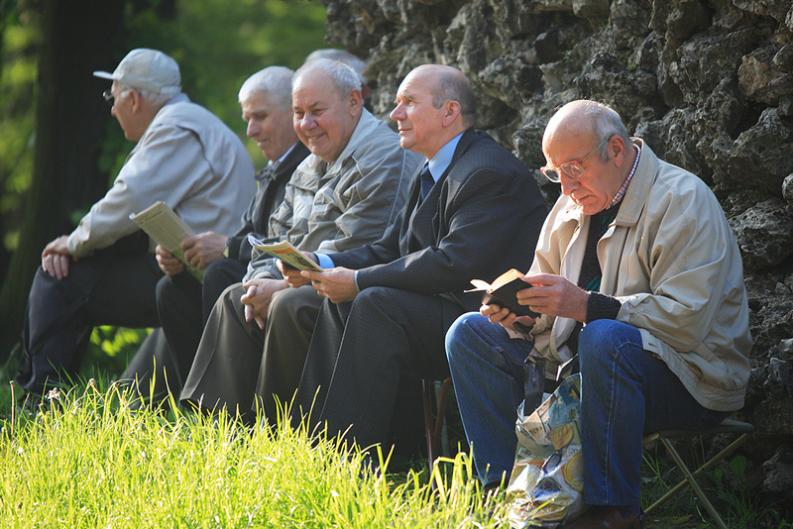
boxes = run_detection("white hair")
[578,101,631,159]
[238,66,294,110]
[304,48,367,83]
[294,58,362,96]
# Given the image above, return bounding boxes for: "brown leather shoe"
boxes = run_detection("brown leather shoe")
[562,507,644,529]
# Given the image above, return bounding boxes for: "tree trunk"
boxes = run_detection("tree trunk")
[0,0,126,359]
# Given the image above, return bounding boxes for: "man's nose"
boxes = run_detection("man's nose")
[389,103,404,122]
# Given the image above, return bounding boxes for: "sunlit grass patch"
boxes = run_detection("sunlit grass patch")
[0,382,506,528]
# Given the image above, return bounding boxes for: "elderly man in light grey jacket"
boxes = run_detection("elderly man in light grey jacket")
[446,100,751,529]
[180,58,421,418]
[16,48,255,395]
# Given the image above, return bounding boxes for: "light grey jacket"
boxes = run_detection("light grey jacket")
[245,108,421,281]
[529,140,752,412]
[67,94,255,258]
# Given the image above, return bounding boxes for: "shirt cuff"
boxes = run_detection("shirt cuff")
[315,253,335,269]
[586,292,622,323]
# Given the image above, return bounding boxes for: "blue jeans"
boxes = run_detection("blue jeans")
[447,315,727,509]
[445,312,541,486]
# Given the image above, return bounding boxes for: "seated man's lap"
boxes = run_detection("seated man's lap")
[578,319,727,433]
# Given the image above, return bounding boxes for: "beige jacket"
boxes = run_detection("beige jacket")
[529,140,752,411]
[67,94,255,258]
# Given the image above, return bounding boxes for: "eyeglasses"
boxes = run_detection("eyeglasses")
[540,145,598,183]
[101,89,130,106]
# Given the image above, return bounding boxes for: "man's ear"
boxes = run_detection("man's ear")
[349,89,363,115]
[608,134,627,166]
[128,89,142,113]
[442,100,462,128]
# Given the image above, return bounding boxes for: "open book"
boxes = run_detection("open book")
[129,201,203,282]
[467,268,538,317]
[246,234,322,272]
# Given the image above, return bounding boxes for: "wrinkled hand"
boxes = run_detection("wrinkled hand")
[240,278,288,329]
[517,273,589,322]
[301,267,357,304]
[155,244,184,276]
[276,252,314,288]
[480,303,536,333]
[41,235,73,280]
[182,231,227,270]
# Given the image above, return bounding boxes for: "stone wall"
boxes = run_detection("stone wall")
[323,0,793,502]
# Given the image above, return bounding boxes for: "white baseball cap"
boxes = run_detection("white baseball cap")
[93,48,181,95]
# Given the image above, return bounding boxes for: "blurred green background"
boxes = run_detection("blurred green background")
[0,0,327,373]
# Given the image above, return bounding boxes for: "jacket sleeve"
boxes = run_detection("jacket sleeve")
[615,182,739,353]
[67,124,209,258]
[310,150,418,254]
[354,165,544,295]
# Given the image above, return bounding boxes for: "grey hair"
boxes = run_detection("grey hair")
[431,72,477,126]
[304,48,367,83]
[237,66,294,110]
[294,58,362,96]
[118,85,173,108]
[578,101,631,159]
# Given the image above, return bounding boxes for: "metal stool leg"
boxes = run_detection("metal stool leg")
[658,438,729,529]
[646,433,749,514]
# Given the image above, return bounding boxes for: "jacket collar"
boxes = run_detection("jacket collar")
[325,108,379,176]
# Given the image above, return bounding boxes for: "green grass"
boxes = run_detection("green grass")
[0,381,507,529]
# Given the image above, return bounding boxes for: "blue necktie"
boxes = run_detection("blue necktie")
[419,164,434,199]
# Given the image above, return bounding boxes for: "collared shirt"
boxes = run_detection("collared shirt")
[610,144,640,207]
[315,132,464,276]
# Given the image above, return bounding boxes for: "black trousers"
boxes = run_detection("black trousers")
[293,286,463,450]
[126,258,247,395]
[17,251,162,394]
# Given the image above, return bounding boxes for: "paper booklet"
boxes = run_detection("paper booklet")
[246,234,322,272]
[466,268,539,318]
[129,201,203,282]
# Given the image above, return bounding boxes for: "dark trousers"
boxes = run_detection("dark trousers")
[128,258,247,395]
[293,286,462,450]
[17,251,162,394]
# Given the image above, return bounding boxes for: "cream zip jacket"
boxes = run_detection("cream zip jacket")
[529,140,752,412]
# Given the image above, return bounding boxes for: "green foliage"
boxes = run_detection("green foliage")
[0,384,508,528]
[641,442,789,529]
[0,8,39,250]
[88,326,151,373]
[1,0,327,252]
[100,0,328,180]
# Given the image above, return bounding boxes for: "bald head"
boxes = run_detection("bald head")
[390,64,474,158]
[543,100,630,161]
[408,65,477,127]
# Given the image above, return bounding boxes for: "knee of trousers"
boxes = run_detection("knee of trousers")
[266,286,304,324]
[578,319,640,374]
[444,312,485,364]
[155,275,178,311]
[349,285,403,313]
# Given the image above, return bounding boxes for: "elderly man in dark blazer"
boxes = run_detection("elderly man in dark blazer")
[281,64,548,453]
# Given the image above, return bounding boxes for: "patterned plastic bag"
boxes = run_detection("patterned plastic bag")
[506,374,584,528]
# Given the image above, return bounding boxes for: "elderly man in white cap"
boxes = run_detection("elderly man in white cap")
[15,48,255,396]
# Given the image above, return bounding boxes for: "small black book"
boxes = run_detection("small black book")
[467,268,539,318]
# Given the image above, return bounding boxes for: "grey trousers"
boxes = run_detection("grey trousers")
[180,283,321,421]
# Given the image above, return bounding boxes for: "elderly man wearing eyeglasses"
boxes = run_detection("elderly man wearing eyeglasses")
[16,48,255,398]
[445,100,751,529]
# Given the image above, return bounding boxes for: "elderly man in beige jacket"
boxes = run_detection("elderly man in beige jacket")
[445,100,751,529]
[16,48,255,396]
